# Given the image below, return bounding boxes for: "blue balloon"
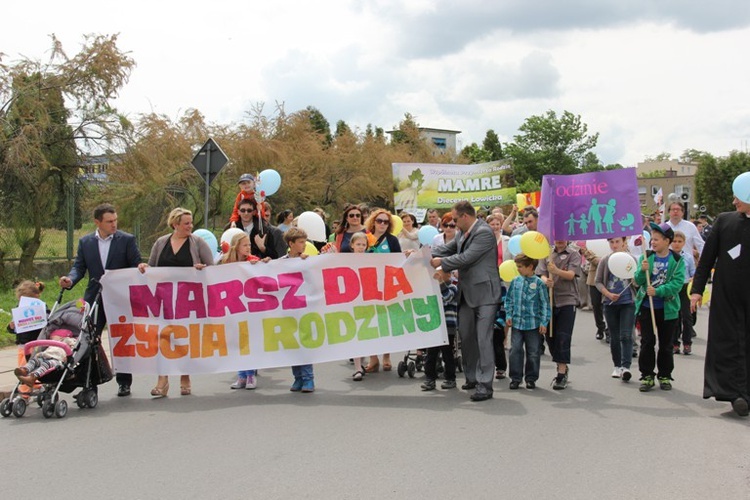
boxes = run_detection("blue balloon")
[258,169,282,196]
[193,229,218,253]
[418,225,439,246]
[508,234,523,256]
[642,230,651,247]
[733,171,750,203]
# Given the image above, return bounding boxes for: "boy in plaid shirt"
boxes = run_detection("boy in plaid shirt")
[505,254,551,390]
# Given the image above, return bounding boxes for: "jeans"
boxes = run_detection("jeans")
[638,307,677,378]
[603,302,635,369]
[238,370,256,378]
[291,364,314,382]
[509,328,542,383]
[425,331,457,381]
[546,305,576,365]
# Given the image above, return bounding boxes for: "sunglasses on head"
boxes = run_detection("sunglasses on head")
[348,212,361,218]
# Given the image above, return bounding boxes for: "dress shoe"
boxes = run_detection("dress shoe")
[732,398,749,417]
[461,381,477,390]
[470,392,493,402]
[117,384,131,397]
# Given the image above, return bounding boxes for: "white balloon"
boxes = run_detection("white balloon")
[221,228,245,245]
[609,252,637,279]
[587,238,611,258]
[297,211,327,242]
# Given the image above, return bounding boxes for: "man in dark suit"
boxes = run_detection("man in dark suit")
[59,203,142,397]
[431,201,502,401]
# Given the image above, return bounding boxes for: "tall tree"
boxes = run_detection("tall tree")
[0,34,134,279]
[482,129,503,160]
[504,110,599,185]
[305,106,332,145]
[695,151,749,216]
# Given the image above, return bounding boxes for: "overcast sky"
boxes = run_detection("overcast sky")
[2,0,749,166]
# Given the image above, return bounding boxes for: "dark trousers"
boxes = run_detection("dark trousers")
[589,285,607,335]
[96,301,131,386]
[638,306,678,378]
[672,284,694,347]
[545,305,576,365]
[424,330,456,382]
[492,325,507,372]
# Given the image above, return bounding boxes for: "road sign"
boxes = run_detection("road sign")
[191,138,228,185]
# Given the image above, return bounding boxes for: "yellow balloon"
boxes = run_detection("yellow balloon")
[390,214,404,236]
[520,230,550,259]
[304,241,319,256]
[516,193,527,210]
[499,260,520,282]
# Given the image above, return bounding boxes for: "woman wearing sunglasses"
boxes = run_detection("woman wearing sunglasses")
[363,209,402,372]
[432,213,457,249]
[333,204,368,252]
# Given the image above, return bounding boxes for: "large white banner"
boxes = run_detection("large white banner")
[100,250,448,375]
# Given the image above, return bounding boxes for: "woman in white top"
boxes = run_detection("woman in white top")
[397,212,420,251]
[431,213,457,249]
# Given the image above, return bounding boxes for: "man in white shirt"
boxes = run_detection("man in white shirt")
[666,202,704,259]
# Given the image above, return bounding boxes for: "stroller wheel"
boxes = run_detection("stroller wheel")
[397,361,407,378]
[74,393,86,408]
[407,361,416,378]
[13,398,27,418]
[42,401,54,419]
[85,390,98,409]
[0,398,11,417]
[54,400,68,419]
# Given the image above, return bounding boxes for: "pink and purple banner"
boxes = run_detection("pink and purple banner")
[537,168,642,241]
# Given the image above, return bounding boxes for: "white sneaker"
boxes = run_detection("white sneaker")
[611,367,621,378]
[245,374,257,390]
[230,377,246,389]
[621,368,632,382]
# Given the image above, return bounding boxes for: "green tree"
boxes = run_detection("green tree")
[482,129,503,160]
[334,119,351,138]
[505,110,599,185]
[0,34,134,280]
[695,151,749,216]
[305,106,331,145]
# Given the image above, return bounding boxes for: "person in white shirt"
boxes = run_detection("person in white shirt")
[665,202,704,260]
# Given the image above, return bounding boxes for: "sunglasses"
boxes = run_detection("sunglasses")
[442,223,456,228]
[375,218,390,225]
[348,213,362,218]
[239,209,256,214]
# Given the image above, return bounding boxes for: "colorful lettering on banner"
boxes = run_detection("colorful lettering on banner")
[100,251,447,375]
[537,168,642,241]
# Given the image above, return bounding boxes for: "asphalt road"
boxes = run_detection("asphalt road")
[1,308,748,499]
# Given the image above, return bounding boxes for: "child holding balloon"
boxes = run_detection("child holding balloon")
[595,237,637,382]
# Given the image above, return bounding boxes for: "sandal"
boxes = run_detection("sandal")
[365,361,380,373]
[151,382,169,398]
[180,375,191,396]
[383,363,392,371]
[353,370,364,381]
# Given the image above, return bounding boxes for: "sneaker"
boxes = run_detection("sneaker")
[495,370,506,380]
[658,376,672,391]
[461,381,477,390]
[509,380,520,390]
[441,380,457,389]
[245,375,257,390]
[301,380,315,393]
[639,376,655,392]
[290,378,303,392]
[595,331,604,340]
[621,368,632,382]
[552,374,567,390]
[421,379,436,391]
[525,380,536,389]
[673,344,680,355]
[611,367,622,378]
[230,377,246,389]
[683,345,692,355]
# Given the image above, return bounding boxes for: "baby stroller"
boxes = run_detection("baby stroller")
[1,283,112,419]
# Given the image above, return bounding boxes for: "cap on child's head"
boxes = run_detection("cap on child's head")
[51,328,73,338]
[238,173,255,184]
[649,222,674,241]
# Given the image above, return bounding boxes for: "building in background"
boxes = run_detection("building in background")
[636,159,698,218]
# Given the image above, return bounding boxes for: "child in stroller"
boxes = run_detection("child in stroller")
[15,328,77,386]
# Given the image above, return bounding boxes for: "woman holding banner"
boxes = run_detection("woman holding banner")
[364,209,402,372]
[138,208,214,398]
[432,213,457,249]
